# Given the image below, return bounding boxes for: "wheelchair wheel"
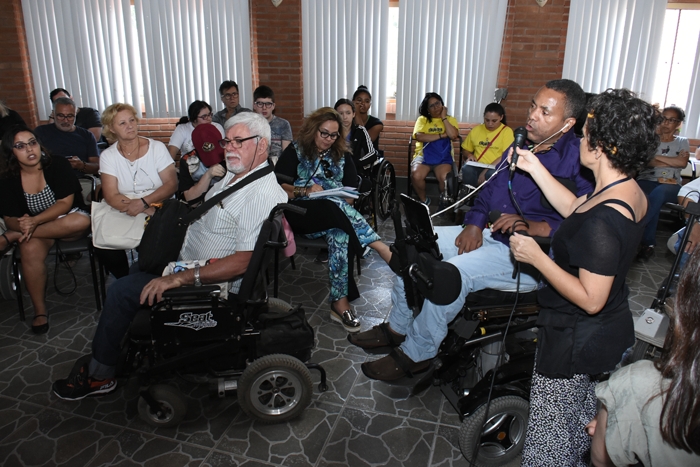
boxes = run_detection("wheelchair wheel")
[238,353,313,424]
[0,252,19,300]
[374,159,396,220]
[137,384,188,428]
[630,340,654,363]
[458,396,529,467]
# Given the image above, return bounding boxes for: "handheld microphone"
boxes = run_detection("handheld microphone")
[509,126,528,179]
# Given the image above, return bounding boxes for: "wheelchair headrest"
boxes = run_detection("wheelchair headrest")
[415,252,461,306]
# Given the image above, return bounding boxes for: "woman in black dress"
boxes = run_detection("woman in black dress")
[508,89,660,466]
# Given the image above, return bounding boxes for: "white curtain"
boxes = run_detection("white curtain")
[395,0,507,123]
[683,32,700,138]
[301,0,389,119]
[562,0,666,99]
[133,0,253,118]
[22,0,141,121]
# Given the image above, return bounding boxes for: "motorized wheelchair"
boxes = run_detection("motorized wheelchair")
[354,149,397,229]
[388,194,541,467]
[118,203,328,427]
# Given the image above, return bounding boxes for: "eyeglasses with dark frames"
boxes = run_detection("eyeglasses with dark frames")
[13,139,39,151]
[318,129,340,140]
[198,112,213,120]
[221,92,239,99]
[219,135,260,149]
[55,113,76,120]
[661,117,681,124]
[254,101,275,109]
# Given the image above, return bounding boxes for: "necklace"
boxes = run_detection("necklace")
[575,177,631,212]
[119,139,141,165]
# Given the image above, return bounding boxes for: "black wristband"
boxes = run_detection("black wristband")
[141,198,149,209]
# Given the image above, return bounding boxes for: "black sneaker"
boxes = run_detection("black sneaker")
[636,245,655,262]
[52,361,117,401]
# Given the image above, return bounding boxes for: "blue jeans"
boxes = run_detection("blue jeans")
[89,263,158,379]
[637,179,681,246]
[389,226,539,362]
[461,164,495,188]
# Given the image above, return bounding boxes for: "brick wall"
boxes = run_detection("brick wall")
[0,0,37,128]
[498,0,571,127]
[251,0,304,137]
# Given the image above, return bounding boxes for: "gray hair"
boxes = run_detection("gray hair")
[224,111,271,147]
[53,97,77,111]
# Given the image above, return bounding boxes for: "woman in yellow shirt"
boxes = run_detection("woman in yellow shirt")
[411,92,460,205]
[460,103,514,187]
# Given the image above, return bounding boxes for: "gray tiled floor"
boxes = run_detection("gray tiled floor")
[0,201,676,467]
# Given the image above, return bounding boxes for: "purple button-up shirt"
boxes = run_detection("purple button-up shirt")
[464,130,595,246]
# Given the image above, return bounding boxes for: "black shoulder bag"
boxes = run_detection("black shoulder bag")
[138,165,274,275]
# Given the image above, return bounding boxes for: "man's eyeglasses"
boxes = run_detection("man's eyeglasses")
[661,117,681,124]
[55,113,75,120]
[219,135,260,149]
[198,112,213,120]
[13,140,39,151]
[318,129,340,140]
[222,92,239,99]
[254,101,275,109]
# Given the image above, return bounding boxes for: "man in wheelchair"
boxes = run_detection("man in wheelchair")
[53,112,288,400]
[352,79,595,381]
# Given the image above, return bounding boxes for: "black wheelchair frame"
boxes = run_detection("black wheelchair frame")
[354,149,396,229]
[390,194,540,467]
[120,203,328,427]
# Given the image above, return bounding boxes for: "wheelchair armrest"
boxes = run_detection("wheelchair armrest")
[162,285,221,299]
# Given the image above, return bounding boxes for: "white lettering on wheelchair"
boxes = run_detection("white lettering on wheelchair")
[164,312,218,331]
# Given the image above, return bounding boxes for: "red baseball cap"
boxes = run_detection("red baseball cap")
[192,123,224,167]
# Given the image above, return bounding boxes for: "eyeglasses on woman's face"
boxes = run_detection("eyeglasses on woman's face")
[198,112,213,121]
[318,129,340,140]
[661,116,681,124]
[13,139,39,151]
[219,135,260,149]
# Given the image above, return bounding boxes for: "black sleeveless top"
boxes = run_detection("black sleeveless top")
[535,199,643,378]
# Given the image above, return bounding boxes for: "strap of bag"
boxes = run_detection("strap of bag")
[475,126,506,162]
[181,164,274,225]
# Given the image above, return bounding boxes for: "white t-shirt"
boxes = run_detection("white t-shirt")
[168,121,225,155]
[99,139,174,198]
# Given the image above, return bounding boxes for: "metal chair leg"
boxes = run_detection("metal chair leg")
[12,249,24,321]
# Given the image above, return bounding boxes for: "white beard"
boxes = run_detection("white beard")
[225,152,245,174]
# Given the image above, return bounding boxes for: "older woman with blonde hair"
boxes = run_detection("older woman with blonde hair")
[97,103,177,278]
[275,107,391,333]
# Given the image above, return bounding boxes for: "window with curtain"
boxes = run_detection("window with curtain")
[394,0,508,123]
[133,0,252,118]
[22,0,253,119]
[301,0,389,119]
[22,0,142,121]
[562,0,667,100]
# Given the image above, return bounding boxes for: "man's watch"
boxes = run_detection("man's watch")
[193,263,202,287]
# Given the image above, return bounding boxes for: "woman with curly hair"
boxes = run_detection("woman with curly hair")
[275,107,390,333]
[508,88,661,466]
[586,249,700,466]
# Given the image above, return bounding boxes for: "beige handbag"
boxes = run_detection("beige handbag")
[91,200,148,250]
